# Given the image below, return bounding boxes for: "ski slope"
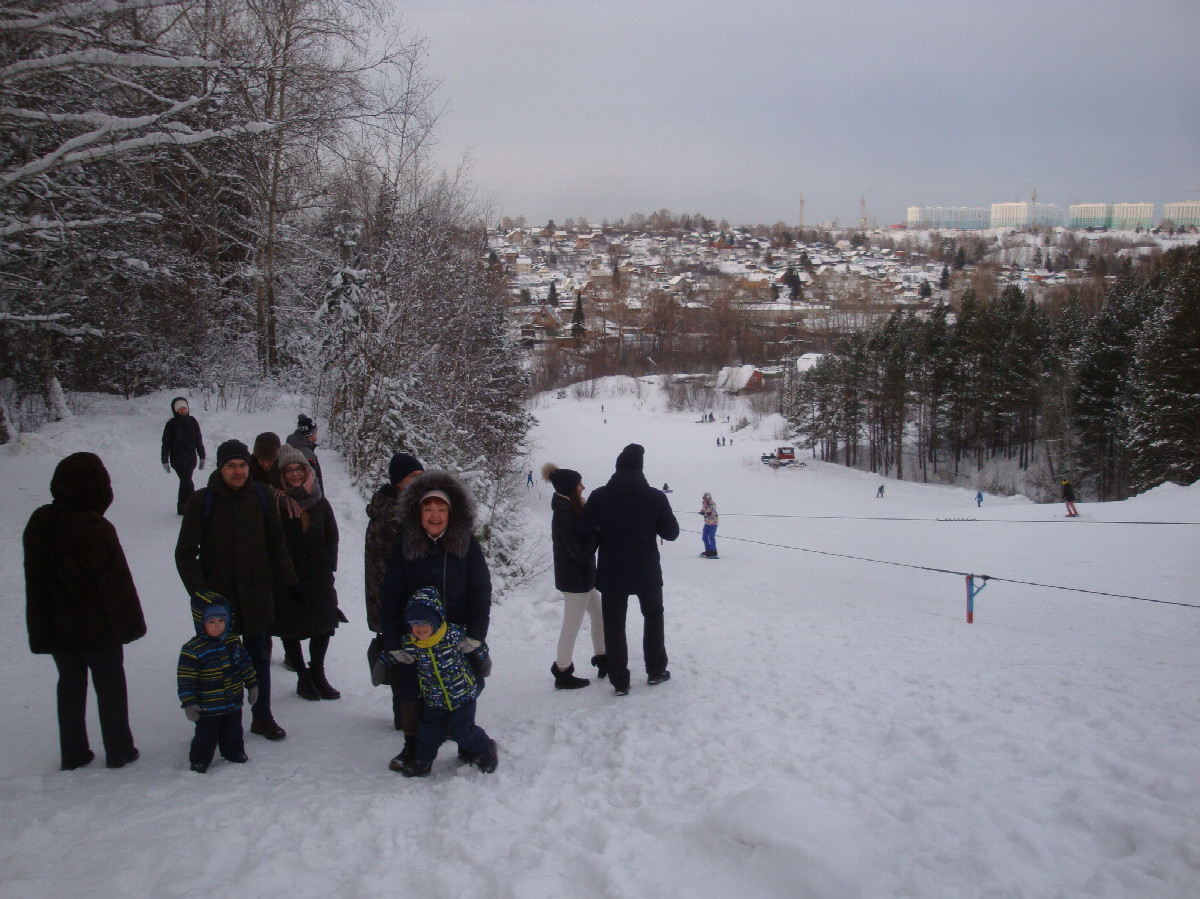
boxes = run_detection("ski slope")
[2,380,1198,898]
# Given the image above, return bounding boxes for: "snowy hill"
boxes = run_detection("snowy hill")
[2,381,1199,898]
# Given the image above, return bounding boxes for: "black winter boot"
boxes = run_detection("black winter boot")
[552,662,590,690]
[590,654,608,680]
[309,666,341,700]
[295,666,321,701]
[388,736,418,771]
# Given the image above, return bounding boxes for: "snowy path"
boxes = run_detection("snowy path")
[2,383,1199,898]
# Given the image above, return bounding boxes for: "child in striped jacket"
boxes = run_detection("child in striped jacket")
[177,591,258,772]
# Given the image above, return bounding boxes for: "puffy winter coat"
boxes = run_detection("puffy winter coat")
[701,493,718,526]
[177,592,257,716]
[161,398,205,469]
[24,453,147,655]
[271,495,340,640]
[399,587,480,711]
[364,484,403,633]
[175,471,297,635]
[379,470,492,653]
[577,468,679,594]
[550,491,596,593]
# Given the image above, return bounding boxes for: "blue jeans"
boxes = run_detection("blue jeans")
[702,523,718,554]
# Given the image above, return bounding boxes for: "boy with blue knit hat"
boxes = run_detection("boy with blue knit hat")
[177,591,258,772]
[385,586,497,777]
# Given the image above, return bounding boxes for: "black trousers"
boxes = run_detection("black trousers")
[190,709,246,766]
[171,460,196,513]
[415,700,490,762]
[242,632,271,720]
[600,588,668,689]
[52,645,135,769]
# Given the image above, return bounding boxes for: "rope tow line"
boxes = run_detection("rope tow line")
[675,526,1200,619]
[717,513,1200,526]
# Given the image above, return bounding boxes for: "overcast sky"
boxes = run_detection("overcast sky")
[395,0,1200,229]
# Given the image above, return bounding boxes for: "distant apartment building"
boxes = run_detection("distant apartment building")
[1162,201,1200,229]
[1068,203,1111,229]
[906,206,989,230]
[990,202,1063,229]
[1109,203,1154,230]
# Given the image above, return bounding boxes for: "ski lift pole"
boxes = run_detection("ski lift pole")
[965,574,989,623]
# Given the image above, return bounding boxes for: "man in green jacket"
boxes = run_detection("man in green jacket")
[176,439,298,741]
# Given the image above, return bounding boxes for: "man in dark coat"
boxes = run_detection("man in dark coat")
[175,439,298,741]
[365,452,424,729]
[25,452,146,770]
[161,396,206,514]
[577,443,679,695]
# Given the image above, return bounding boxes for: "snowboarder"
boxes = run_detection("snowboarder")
[1061,479,1078,517]
[161,397,206,514]
[542,464,604,690]
[699,492,718,558]
[25,452,146,771]
[177,592,256,773]
[576,444,679,695]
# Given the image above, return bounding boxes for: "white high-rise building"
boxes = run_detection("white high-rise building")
[1069,203,1111,229]
[1110,203,1154,230]
[1162,201,1200,229]
[990,202,1062,229]
[906,206,989,230]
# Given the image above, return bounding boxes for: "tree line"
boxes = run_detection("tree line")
[785,246,1200,499]
[1,0,534,583]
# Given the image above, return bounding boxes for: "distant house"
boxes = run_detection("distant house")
[714,364,765,394]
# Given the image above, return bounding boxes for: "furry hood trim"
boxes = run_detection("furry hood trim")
[395,469,478,560]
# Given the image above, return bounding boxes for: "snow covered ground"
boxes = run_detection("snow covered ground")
[2,380,1199,898]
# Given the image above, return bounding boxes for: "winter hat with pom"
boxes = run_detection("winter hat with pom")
[615,443,644,472]
[389,453,424,485]
[542,462,582,495]
[295,414,317,438]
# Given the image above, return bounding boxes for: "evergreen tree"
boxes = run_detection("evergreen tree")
[939,265,950,290]
[571,292,586,343]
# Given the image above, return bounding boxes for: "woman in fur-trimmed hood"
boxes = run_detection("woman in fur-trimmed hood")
[378,469,493,765]
[379,469,492,653]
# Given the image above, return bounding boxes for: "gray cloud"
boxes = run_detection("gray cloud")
[396,0,1200,227]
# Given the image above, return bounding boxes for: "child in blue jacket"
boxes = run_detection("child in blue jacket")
[177,592,258,772]
[387,586,497,777]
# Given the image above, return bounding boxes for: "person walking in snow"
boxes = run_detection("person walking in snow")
[177,592,256,773]
[385,587,497,777]
[365,452,425,730]
[161,397,206,514]
[976,491,983,508]
[286,415,323,490]
[24,452,145,771]
[175,439,299,742]
[542,463,605,689]
[699,492,719,558]
[270,445,342,702]
[250,432,281,485]
[1061,479,1079,517]
[876,484,885,498]
[378,470,493,770]
[577,443,679,696]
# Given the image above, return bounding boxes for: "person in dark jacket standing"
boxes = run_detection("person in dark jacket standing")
[161,397,206,514]
[24,452,146,770]
[287,414,323,490]
[542,463,604,689]
[270,444,342,701]
[175,439,298,741]
[577,443,679,696]
[365,452,424,729]
[379,469,492,769]
[250,432,281,485]
[1061,479,1079,517]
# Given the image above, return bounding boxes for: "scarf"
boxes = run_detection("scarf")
[412,620,448,649]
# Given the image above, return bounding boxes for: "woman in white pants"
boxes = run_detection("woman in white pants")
[542,464,605,689]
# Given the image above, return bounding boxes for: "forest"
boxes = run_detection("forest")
[784,247,1200,500]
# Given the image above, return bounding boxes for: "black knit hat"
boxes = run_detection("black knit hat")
[295,414,317,438]
[615,443,644,471]
[549,467,582,495]
[216,439,252,468]
[389,452,424,485]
